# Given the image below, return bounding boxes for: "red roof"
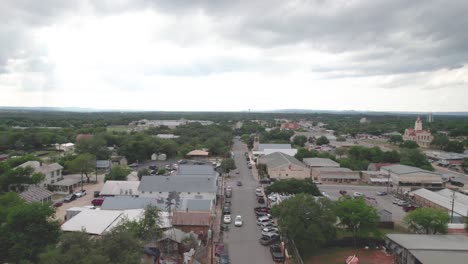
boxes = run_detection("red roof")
[172,212,211,226]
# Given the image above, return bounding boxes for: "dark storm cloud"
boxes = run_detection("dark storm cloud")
[147,0,468,76]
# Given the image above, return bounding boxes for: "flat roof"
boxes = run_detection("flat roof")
[52,177,82,186]
[258,144,292,151]
[61,210,123,235]
[411,250,468,264]
[303,158,340,167]
[386,234,468,251]
[100,181,140,196]
[139,176,217,193]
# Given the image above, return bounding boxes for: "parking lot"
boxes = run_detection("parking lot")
[318,184,408,223]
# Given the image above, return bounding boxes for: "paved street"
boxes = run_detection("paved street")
[223,139,272,264]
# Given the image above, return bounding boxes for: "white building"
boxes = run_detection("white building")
[16,161,63,188]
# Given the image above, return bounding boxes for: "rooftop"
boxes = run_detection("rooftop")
[258,144,292,151]
[100,181,140,196]
[138,176,217,193]
[20,186,53,203]
[96,160,111,168]
[381,164,439,176]
[303,158,340,167]
[177,164,216,177]
[187,150,209,156]
[16,161,63,174]
[264,152,306,169]
[316,167,352,172]
[411,189,468,217]
[386,234,468,251]
[172,211,211,226]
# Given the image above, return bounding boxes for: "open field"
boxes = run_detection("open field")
[306,247,394,264]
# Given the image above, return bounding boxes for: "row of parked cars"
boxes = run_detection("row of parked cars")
[254,206,285,263]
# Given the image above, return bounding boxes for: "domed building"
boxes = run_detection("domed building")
[402,117,433,148]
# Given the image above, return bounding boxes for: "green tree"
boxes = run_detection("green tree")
[206,137,228,156]
[316,136,330,146]
[0,193,60,263]
[137,168,150,180]
[400,148,434,171]
[333,197,380,247]
[266,178,321,196]
[220,158,236,173]
[68,153,96,184]
[293,135,308,147]
[404,208,449,234]
[105,165,131,181]
[271,194,336,254]
[431,134,450,149]
[75,136,110,160]
[400,140,419,149]
[336,136,347,142]
[389,135,403,144]
[0,166,45,192]
[335,147,348,158]
[444,141,465,153]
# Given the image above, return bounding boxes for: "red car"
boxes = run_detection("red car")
[53,202,63,207]
[403,205,419,212]
[91,198,105,206]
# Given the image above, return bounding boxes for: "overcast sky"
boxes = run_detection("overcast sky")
[1,0,467,112]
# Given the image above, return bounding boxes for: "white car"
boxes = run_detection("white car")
[234,215,243,227]
[226,186,233,192]
[262,227,279,233]
[261,230,279,236]
[74,190,86,198]
[257,214,272,221]
[255,188,263,196]
[353,192,364,197]
[223,215,232,224]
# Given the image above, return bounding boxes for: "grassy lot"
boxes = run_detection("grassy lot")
[306,247,394,264]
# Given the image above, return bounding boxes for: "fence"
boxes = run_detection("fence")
[285,236,304,264]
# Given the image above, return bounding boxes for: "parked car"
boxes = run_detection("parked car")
[178,159,188,164]
[53,202,63,207]
[91,198,105,206]
[254,207,270,213]
[93,191,100,198]
[149,165,158,170]
[257,214,272,220]
[270,244,285,262]
[215,243,225,257]
[339,190,347,195]
[376,191,388,196]
[226,186,232,192]
[397,200,410,207]
[234,215,243,227]
[74,190,86,198]
[223,206,231,215]
[260,221,277,229]
[257,196,265,204]
[259,178,271,184]
[403,204,419,212]
[259,236,280,246]
[218,250,230,264]
[223,215,232,224]
[256,211,271,217]
[392,198,402,204]
[313,180,322,185]
[225,190,232,198]
[63,194,77,203]
[236,181,242,186]
[262,229,279,236]
[262,227,279,233]
[353,192,364,197]
[257,218,273,226]
[255,188,263,196]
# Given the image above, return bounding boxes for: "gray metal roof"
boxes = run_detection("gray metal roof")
[96,160,111,168]
[410,250,468,264]
[380,164,439,175]
[101,197,165,210]
[320,174,360,180]
[258,144,292,151]
[184,199,212,211]
[138,176,217,193]
[303,158,339,167]
[386,234,468,250]
[177,164,216,176]
[20,186,53,203]
[264,152,306,169]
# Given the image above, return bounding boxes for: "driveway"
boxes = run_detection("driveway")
[223,139,272,264]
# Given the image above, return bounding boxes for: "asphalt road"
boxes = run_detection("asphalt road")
[223,139,272,264]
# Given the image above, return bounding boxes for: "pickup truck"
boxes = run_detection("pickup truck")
[270,244,285,262]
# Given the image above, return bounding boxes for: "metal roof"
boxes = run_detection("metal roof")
[61,210,123,235]
[411,189,468,217]
[177,165,216,176]
[20,186,53,203]
[386,234,468,250]
[17,161,63,173]
[96,160,111,168]
[320,174,360,180]
[52,177,82,186]
[303,158,339,167]
[410,250,468,264]
[101,197,165,210]
[380,164,439,175]
[138,176,217,193]
[258,144,292,151]
[437,189,468,205]
[172,211,211,226]
[100,181,140,196]
[264,152,306,169]
[316,167,352,172]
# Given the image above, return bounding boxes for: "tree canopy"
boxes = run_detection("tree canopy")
[68,153,96,183]
[220,158,236,173]
[105,165,131,181]
[293,135,308,147]
[271,194,336,254]
[404,208,449,234]
[316,136,330,146]
[265,178,321,196]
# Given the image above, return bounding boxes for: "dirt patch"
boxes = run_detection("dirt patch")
[306,247,394,264]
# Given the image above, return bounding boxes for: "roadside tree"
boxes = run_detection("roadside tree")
[404,208,449,234]
[68,153,96,184]
[220,158,236,173]
[265,178,321,196]
[316,136,329,146]
[105,165,131,181]
[293,135,308,147]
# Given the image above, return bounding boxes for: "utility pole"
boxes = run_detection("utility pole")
[450,190,456,223]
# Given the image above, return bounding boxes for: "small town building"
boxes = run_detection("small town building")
[156,134,180,139]
[171,211,211,238]
[361,171,391,185]
[110,155,128,167]
[157,228,198,253]
[16,161,63,188]
[261,152,309,180]
[402,117,433,148]
[55,142,75,152]
[96,160,112,171]
[410,188,468,221]
[100,180,140,197]
[280,122,300,130]
[177,164,217,177]
[186,150,210,160]
[252,143,297,157]
[20,186,53,204]
[381,164,444,193]
[385,234,468,264]
[312,167,361,184]
[50,176,83,194]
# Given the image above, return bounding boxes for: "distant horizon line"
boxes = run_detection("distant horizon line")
[1,105,468,116]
